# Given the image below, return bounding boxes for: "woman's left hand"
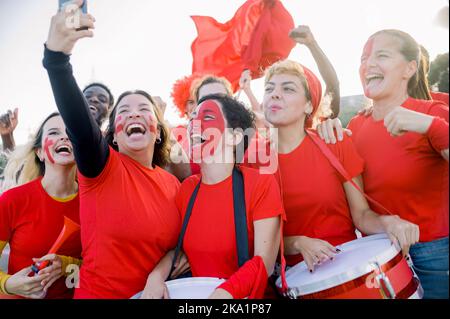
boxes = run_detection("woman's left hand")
[384,106,434,137]
[33,254,63,292]
[169,251,191,279]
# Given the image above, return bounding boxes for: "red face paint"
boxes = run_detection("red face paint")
[147,114,157,134]
[198,100,225,134]
[115,115,124,134]
[190,100,226,160]
[44,137,55,164]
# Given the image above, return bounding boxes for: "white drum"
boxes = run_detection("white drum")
[131,277,225,299]
[276,233,423,299]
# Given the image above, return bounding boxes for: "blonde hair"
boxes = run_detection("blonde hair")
[1,112,61,192]
[264,60,331,128]
[192,75,233,102]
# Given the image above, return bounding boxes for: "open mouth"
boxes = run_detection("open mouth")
[126,123,147,137]
[89,105,98,113]
[191,134,206,145]
[55,145,72,155]
[365,74,384,85]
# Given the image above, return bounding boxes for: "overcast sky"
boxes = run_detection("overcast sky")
[0,0,448,145]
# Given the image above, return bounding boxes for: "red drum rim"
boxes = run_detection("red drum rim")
[297,253,416,299]
[276,234,400,296]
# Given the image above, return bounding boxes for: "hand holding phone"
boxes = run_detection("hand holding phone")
[58,0,89,31]
[47,0,94,54]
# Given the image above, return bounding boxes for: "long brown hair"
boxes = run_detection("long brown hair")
[1,112,62,191]
[371,29,431,100]
[105,90,171,167]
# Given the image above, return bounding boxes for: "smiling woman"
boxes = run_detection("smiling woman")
[42,5,182,299]
[0,112,82,299]
[347,29,449,299]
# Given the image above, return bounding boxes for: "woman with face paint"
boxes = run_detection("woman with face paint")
[262,60,417,276]
[191,75,277,173]
[42,6,181,298]
[346,30,449,299]
[0,112,81,299]
[142,94,285,299]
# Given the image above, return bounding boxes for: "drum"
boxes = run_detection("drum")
[131,277,225,299]
[276,233,423,299]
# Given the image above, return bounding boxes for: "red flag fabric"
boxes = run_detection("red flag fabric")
[191,0,296,92]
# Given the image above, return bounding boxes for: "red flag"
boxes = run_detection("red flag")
[191,0,296,92]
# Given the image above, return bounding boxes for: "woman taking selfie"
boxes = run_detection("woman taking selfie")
[43,3,182,298]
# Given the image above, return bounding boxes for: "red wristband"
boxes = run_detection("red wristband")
[427,117,449,152]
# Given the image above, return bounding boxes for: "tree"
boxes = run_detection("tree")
[429,52,449,93]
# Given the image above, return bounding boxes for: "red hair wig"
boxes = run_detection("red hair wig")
[171,73,203,116]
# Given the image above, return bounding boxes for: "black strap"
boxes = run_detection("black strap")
[169,167,249,279]
[232,167,250,267]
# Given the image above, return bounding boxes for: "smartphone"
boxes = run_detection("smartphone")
[59,0,88,30]
[58,0,88,14]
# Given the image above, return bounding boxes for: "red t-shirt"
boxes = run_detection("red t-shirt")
[431,92,449,106]
[75,148,181,299]
[347,98,449,242]
[0,178,81,299]
[275,133,364,266]
[175,166,284,279]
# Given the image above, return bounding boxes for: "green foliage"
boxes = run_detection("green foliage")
[0,152,7,177]
[429,52,449,93]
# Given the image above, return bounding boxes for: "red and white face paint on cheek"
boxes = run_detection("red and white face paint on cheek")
[44,137,55,164]
[115,115,125,135]
[147,114,157,135]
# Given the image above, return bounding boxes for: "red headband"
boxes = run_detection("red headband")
[301,65,322,128]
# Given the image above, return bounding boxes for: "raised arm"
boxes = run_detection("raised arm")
[43,4,109,178]
[0,108,18,152]
[238,70,269,129]
[290,25,341,117]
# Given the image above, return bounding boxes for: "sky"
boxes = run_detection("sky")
[0,0,448,145]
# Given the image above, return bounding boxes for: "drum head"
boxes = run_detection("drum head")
[276,233,400,296]
[131,277,224,299]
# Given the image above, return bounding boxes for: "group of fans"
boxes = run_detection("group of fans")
[0,2,448,300]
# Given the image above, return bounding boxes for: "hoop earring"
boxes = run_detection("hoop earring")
[112,139,118,146]
[156,137,162,144]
